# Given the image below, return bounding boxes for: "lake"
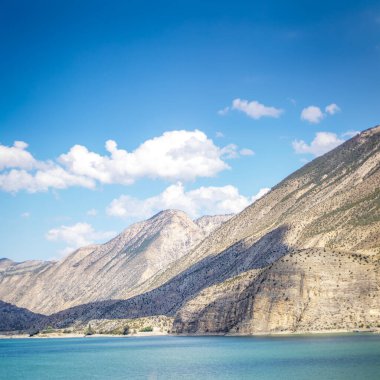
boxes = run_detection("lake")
[1,334,380,379]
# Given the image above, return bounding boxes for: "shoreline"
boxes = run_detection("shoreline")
[1,328,378,339]
[0,331,170,339]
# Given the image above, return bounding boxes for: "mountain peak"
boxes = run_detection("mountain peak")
[0,207,231,314]
[149,209,190,221]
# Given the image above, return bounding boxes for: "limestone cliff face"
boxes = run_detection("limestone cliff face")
[173,249,380,334]
[0,210,231,314]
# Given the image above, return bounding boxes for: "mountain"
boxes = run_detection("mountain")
[1,125,379,335]
[43,125,380,334]
[0,210,232,315]
[0,300,45,332]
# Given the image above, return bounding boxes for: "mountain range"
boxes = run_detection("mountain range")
[1,125,379,335]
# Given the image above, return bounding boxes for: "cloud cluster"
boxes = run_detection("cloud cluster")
[0,130,248,193]
[325,103,340,115]
[292,132,345,156]
[239,148,255,156]
[106,182,270,220]
[46,222,115,256]
[300,106,325,124]
[300,103,341,124]
[46,184,271,255]
[59,130,230,184]
[0,141,36,170]
[219,99,283,119]
[0,166,94,193]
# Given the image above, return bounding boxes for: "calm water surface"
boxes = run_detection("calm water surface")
[1,334,380,379]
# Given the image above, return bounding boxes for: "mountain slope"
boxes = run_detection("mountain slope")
[44,125,380,334]
[0,300,45,332]
[173,249,380,334]
[0,210,231,314]
[133,126,380,296]
[170,126,380,333]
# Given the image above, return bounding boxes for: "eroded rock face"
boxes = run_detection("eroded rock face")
[0,210,231,314]
[173,249,380,334]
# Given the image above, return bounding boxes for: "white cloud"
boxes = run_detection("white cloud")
[215,131,224,138]
[0,130,244,193]
[21,212,30,218]
[0,141,36,170]
[46,222,115,256]
[251,187,270,202]
[300,106,324,124]
[217,107,230,116]
[59,129,231,184]
[220,144,239,159]
[342,130,359,138]
[301,103,341,123]
[0,166,95,193]
[231,98,283,119]
[87,208,98,216]
[239,148,255,156]
[292,132,345,157]
[107,183,271,220]
[325,103,341,115]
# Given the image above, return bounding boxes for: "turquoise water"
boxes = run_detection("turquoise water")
[1,334,380,379]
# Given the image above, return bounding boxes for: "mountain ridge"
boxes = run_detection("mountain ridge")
[0,125,379,335]
[0,210,232,315]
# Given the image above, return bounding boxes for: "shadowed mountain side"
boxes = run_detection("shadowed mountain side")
[0,301,46,332]
[45,226,291,328]
[173,249,380,334]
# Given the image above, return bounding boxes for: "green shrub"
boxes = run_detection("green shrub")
[41,326,55,334]
[139,326,153,332]
[84,324,95,336]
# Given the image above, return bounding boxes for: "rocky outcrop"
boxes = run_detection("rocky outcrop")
[173,249,380,334]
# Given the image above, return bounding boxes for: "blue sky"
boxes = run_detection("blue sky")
[1,0,379,261]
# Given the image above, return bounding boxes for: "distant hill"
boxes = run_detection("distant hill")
[0,300,45,332]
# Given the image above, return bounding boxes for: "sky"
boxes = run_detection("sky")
[1,0,379,261]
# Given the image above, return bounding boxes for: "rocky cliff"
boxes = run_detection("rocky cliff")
[173,249,380,334]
